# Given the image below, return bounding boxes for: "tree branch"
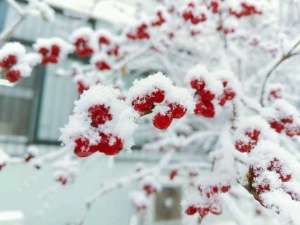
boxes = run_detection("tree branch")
[260,36,300,106]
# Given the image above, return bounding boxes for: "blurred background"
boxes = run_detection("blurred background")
[0,0,299,225]
[0,1,195,225]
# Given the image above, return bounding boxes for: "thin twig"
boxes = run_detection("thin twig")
[260,36,300,106]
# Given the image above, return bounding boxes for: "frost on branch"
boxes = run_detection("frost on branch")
[60,85,136,157]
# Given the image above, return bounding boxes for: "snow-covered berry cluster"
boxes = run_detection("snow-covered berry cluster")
[60,85,136,157]
[128,72,194,129]
[267,84,283,102]
[91,54,111,71]
[70,27,97,58]
[0,43,36,83]
[184,196,223,217]
[187,65,237,118]
[130,191,150,211]
[229,1,263,18]
[248,141,296,206]
[182,2,207,25]
[53,157,79,185]
[263,100,300,137]
[140,176,162,196]
[234,116,276,153]
[34,38,73,65]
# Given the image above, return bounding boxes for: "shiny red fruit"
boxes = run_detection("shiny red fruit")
[0,54,17,68]
[6,70,21,83]
[153,112,173,129]
[169,103,187,119]
[194,100,215,118]
[132,96,153,112]
[74,138,96,157]
[151,89,165,103]
[185,205,197,215]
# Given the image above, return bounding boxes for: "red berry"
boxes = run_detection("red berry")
[153,112,173,129]
[74,138,96,157]
[77,81,89,94]
[185,205,197,215]
[235,140,251,152]
[245,129,260,142]
[201,90,215,101]
[93,133,123,155]
[212,185,218,193]
[224,88,236,100]
[99,36,111,45]
[0,54,17,68]
[169,103,187,119]
[219,94,227,106]
[88,104,112,127]
[39,47,49,56]
[95,60,111,71]
[194,100,215,118]
[183,10,193,21]
[267,158,291,182]
[269,120,284,133]
[51,44,60,57]
[190,78,205,91]
[24,153,34,162]
[169,170,177,180]
[221,185,230,193]
[151,89,165,103]
[281,117,293,124]
[132,96,153,112]
[198,207,210,217]
[143,184,157,196]
[5,70,21,83]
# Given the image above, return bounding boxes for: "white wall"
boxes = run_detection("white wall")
[0,154,138,225]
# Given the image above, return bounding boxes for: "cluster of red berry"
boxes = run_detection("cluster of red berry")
[151,10,166,27]
[131,86,188,129]
[235,129,261,152]
[249,156,292,206]
[95,59,111,71]
[74,103,123,157]
[267,86,282,102]
[37,44,60,65]
[198,182,231,198]
[56,176,67,185]
[182,2,207,25]
[191,78,217,118]
[229,2,262,18]
[126,23,150,40]
[218,80,236,106]
[0,54,21,83]
[207,0,220,14]
[216,24,236,35]
[73,37,94,58]
[266,104,300,137]
[185,198,223,217]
